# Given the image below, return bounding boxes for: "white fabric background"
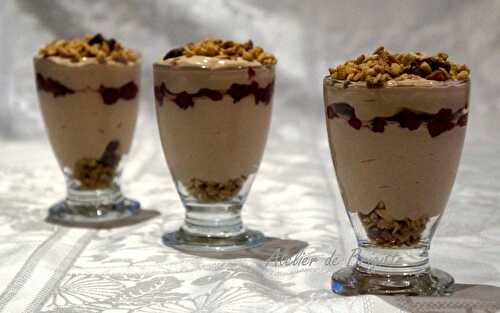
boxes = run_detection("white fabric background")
[1,1,500,312]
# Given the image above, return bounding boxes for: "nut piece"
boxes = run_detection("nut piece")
[328,47,470,86]
[38,33,138,64]
[163,38,277,65]
[419,62,432,74]
[186,176,247,202]
[359,202,429,247]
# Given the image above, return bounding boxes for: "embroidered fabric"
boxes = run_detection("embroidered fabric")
[1,1,500,312]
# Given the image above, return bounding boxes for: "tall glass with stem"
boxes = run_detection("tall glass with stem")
[154,62,275,251]
[324,77,470,295]
[34,55,141,224]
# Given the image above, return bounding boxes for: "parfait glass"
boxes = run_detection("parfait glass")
[34,56,141,224]
[154,62,275,251]
[324,77,470,295]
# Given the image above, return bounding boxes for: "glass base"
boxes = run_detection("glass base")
[162,228,265,252]
[47,197,140,225]
[331,266,454,296]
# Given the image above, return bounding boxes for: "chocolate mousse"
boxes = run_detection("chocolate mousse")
[325,47,470,247]
[154,39,276,203]
[35,34,140,191]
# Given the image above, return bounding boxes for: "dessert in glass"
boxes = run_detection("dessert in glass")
[34,34,141,224]
[154,39,276,251]
[325,47,470,295]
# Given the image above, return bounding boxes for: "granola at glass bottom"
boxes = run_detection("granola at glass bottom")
[186,176,248,202]
[359,202,429,247]
[38,33,138,64]
[73,140,121,189]
[329,46,470,87]
[163,38,276,65]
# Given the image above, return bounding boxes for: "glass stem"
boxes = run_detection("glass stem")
[355,244,430,275]
[182,203,244,237]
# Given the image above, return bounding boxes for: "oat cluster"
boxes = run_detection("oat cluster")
[360,202,428,247]
[163,38,277,65]
[38,34,138,64]
[72,140,121,190]
[186,176,247,202]
[73,158,116,189]
[329,47,470,87]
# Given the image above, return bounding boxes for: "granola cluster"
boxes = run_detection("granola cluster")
[360,202,428,247]
[38,34,138,64]
[74,158,116,189]
[329,47,470,87]
[186,176,247,202]
[73,140,121,189]
[163,38,277,65]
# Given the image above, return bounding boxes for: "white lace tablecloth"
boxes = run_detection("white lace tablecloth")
[1,118,499,313]
[1,1,500,312]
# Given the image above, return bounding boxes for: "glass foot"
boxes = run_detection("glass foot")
[331,266,454,296]
[47,198,140,225]
[162,228,265,252]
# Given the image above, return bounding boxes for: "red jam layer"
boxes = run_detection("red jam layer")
[154,80,274,109]
[36,73,138,105]
[326,102,468,138]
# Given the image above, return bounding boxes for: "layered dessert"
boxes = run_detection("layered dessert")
[34,34,140,190]
[325,47,470,246]
[154,39,276,203]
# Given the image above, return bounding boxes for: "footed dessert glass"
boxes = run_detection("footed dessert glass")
[324,77,470,295]
[154,63,275,251]
[34,56,141,224]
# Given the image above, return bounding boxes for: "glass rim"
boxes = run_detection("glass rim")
[153,61,275,72]
[33,54,142,67]
[323,75,470,89]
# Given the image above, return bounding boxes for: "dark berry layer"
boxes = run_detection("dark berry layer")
[36,73,138,105]
[99,81,138,105]
[36,73,74,97]
[155,80,274,109]
[326,102,468,138]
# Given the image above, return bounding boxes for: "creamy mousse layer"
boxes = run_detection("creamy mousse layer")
[34,56,140,183]
[324,78,469,221]
[154,59,274,186]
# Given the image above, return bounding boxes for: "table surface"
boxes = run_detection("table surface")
[1,117,500,313]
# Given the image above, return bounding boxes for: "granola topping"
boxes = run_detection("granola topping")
[329,47,470,87]
[162,38,276,65]
[38,34,138,64]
